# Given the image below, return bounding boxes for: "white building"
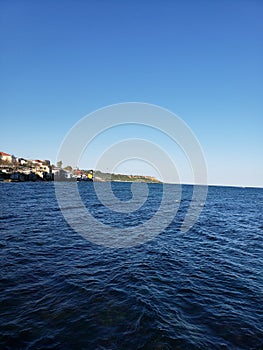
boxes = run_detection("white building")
[0,152,12,163]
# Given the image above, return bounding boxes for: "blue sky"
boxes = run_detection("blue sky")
[0,0,262,187]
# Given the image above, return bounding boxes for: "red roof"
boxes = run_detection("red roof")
[0,151,11,156]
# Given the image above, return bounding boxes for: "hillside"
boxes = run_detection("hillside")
[93,170,161,183]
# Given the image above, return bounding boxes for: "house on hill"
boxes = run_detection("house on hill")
[33,159,51,173]
[0,152,12,163]
[18,158,28,166]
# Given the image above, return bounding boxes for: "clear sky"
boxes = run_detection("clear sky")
[0,0,262,187]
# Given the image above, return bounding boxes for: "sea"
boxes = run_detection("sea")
[0,182,262,350]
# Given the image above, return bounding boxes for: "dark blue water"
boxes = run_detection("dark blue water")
[0,182,262,350]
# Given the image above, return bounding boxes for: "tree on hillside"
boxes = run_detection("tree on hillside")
[57,161,63,168]
[11,155,17,165]
[64,165,72,171]
[27,160,33,168]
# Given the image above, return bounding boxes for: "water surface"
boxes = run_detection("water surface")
[0,183,262,349]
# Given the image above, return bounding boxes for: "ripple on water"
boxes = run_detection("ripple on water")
[0,183,263,349]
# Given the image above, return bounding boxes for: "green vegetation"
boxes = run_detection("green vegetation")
[93,170,161,183]
[57,161,63,168]
[64,165,72,171]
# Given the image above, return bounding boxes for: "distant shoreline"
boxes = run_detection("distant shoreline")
[0,168,162,184]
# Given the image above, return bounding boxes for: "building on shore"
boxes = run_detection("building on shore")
[0,151,53,181]
[0,152,12,163]
[0,151,95,182]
